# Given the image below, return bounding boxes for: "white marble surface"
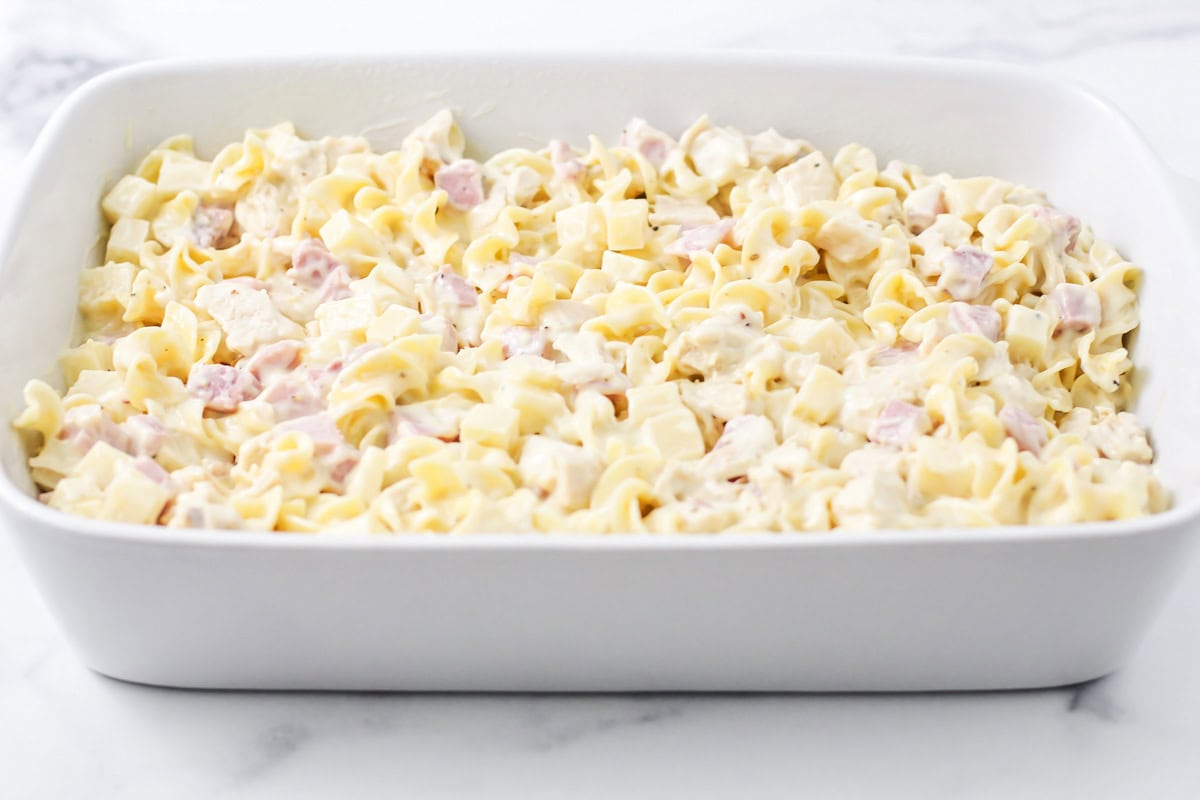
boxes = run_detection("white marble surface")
[2,1,1200,797]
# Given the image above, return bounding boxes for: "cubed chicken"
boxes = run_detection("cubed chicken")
[903,183,945,234]
[1089,411,1153,463]
[518,435,602,511]
[501,326,549,358]
[194,280,305,356]
[432,269,478,308]
[702,415,777,481]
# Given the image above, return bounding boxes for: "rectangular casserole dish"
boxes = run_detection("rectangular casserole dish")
[1,53,1198,691]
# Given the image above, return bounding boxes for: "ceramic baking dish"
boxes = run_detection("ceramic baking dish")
[1,54,1198,691]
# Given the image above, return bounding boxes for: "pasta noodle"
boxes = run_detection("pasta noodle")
[12,111,1166,533]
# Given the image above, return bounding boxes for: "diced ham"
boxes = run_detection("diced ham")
[549,139,583,181]
[59,407,169,459]
[620,118,675,169]
[276,414,358,484]
[132,456,172,487]
[193,203,237,249]
[903,184,945,234]
[666,218,735,256]
[948,302,1001,341]
[999,405,1047,454]
[393,406,462,443]
[242,340,303,382]
[868,401,930,448]
[1051,283,1101,332]
[330,456,357,484]
[277,414,344,451]
[1034,206,1081,252]
[288,238,343,288]
[871,342,918,366]
[433,269,477,307]
[121,414,166,457]
[937,246,993,301]
[187,364,262,413]
[419,314,459,352]
[260,377,325,422]
[258,348,366,422]
[501,326,549,358]
[435,159,485,210]
[318,264,353,303]
[58,405,128,454]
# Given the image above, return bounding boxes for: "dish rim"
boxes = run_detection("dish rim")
[1,50,1196,549]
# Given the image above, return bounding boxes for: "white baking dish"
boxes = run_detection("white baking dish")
[1,54,1198,691]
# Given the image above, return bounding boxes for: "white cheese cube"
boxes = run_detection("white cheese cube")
[105,218,150,264]
[1005,304,1053,361]
[601,250,657,284]
[461,403,521,451]
[366,304,421,344]
[794,365,845,424]
[555,202,606,249]
[155,151,212,197]
[627,382,682,425]
[101,175,158,222]
[643,407,705,461]
[603,199,649,251]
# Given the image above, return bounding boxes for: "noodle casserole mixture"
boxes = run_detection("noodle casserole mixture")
[14,112,1165,532]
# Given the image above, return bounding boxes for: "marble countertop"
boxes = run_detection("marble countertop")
[3,1,1200,797]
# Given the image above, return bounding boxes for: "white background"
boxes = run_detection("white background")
[1,1,1199,797]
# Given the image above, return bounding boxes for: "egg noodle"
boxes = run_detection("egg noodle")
[13,111,1165,532]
